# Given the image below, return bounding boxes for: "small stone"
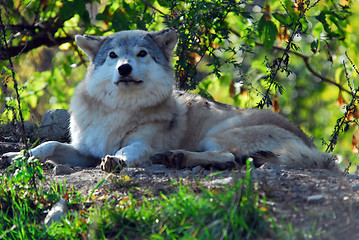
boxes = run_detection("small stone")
[181,170,191,177]
[121,167,146,178]
[44,199,68,227]
[135,174,150,180]
[352,185,359,192]
[347,174,359,180]
[53,164,76,175]
[192,166,202,175]
[307,195,324,203]
[211,177,232,186]
[259,162,284,171]
[146,164,167,175]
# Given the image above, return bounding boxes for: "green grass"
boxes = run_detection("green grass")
[0,154,273,239]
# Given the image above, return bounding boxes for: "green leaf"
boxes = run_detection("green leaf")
[315,10,345,38]
[80,11,91,26]
[272,13,291,26]
[59,1,75,21]
[6,0,14,8]
[262,21,278,50]
[312,22,324,39]
[74,0,86,14]
[299,18,308,32]
[96,13,108,21]
[257,15,266,37]
[112,11,129,31]
[310,39,320,53]
[157,0,171,7]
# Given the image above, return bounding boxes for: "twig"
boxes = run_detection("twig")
[301,53,351,94]
[0,0,29,25]
[0,8,28,149]
[140,0,166,16]
[229,27,353,96]
[271,43,353,95]
[326,54,359,153]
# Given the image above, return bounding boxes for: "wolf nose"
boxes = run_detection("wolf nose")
[118,64,132,76]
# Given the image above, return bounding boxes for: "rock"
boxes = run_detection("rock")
[146,164,168,175]
[259,162,284,170]
[347,174,359,180]
[192,166,202,175]
[121,167,147,178]
[135,173,151,180]
[40,109,70,142]
[210,177,232,186]
[352,185,359,192]
[44,198,68,227]
[0,121,39,142]
[307,195,324,203]
[181,169,192,177]
[53,164,76,175]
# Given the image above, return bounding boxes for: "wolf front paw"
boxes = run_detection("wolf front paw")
[100,155,127,172]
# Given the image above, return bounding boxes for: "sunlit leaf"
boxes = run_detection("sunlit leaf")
[273,13,291,26]
[272,94,280,113]
[351,129,359,153]
[262,20,278,50]
[229,80,236,98]
[311,39,320,53]
[59,42,71,51]
[336,91,346,107]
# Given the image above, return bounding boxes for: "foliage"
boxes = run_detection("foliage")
[0,157,274,239]
[0,151,69,239]
[0,0,359,169]
[90,162,270,239]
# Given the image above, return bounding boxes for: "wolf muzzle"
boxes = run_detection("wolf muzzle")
[115,63,143,85]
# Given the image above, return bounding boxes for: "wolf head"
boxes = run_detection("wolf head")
[75,29,178,109]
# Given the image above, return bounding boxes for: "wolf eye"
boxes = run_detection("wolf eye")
[137,50,147,57]
[109,52,118,58]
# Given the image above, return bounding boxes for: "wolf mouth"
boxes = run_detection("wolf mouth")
[114,77,144,85]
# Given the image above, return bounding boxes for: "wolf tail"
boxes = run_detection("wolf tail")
[250,143,338,170]
[276,143,338,170]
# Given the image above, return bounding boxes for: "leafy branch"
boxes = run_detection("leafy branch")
[251,40,353,96]
[0,0,90,61]
[325,53,359,153]
[0,8,27,148]
[254,1,320,109]
[0,32,73,61]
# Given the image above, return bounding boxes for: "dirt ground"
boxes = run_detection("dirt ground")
[1,141,359,239]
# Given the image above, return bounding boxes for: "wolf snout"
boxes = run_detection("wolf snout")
[118,64,132,76]
[115,63,143,85]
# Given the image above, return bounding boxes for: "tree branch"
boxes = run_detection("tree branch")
[0,9,28,148]
[0,33,73,60]
[140,0,167,16]
[262,42,353,95]
[229,27,353,96]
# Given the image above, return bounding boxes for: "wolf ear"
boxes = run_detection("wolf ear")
[75,35,105,61]
[148,29,178,60]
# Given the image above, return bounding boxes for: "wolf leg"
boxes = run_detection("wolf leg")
[2,141,97,167]
[200,126,337,169]
[151,150,236,170]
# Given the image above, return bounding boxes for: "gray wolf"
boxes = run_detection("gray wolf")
[3,29,336,171]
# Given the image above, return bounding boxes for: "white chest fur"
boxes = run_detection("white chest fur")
[70,98,134,158]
